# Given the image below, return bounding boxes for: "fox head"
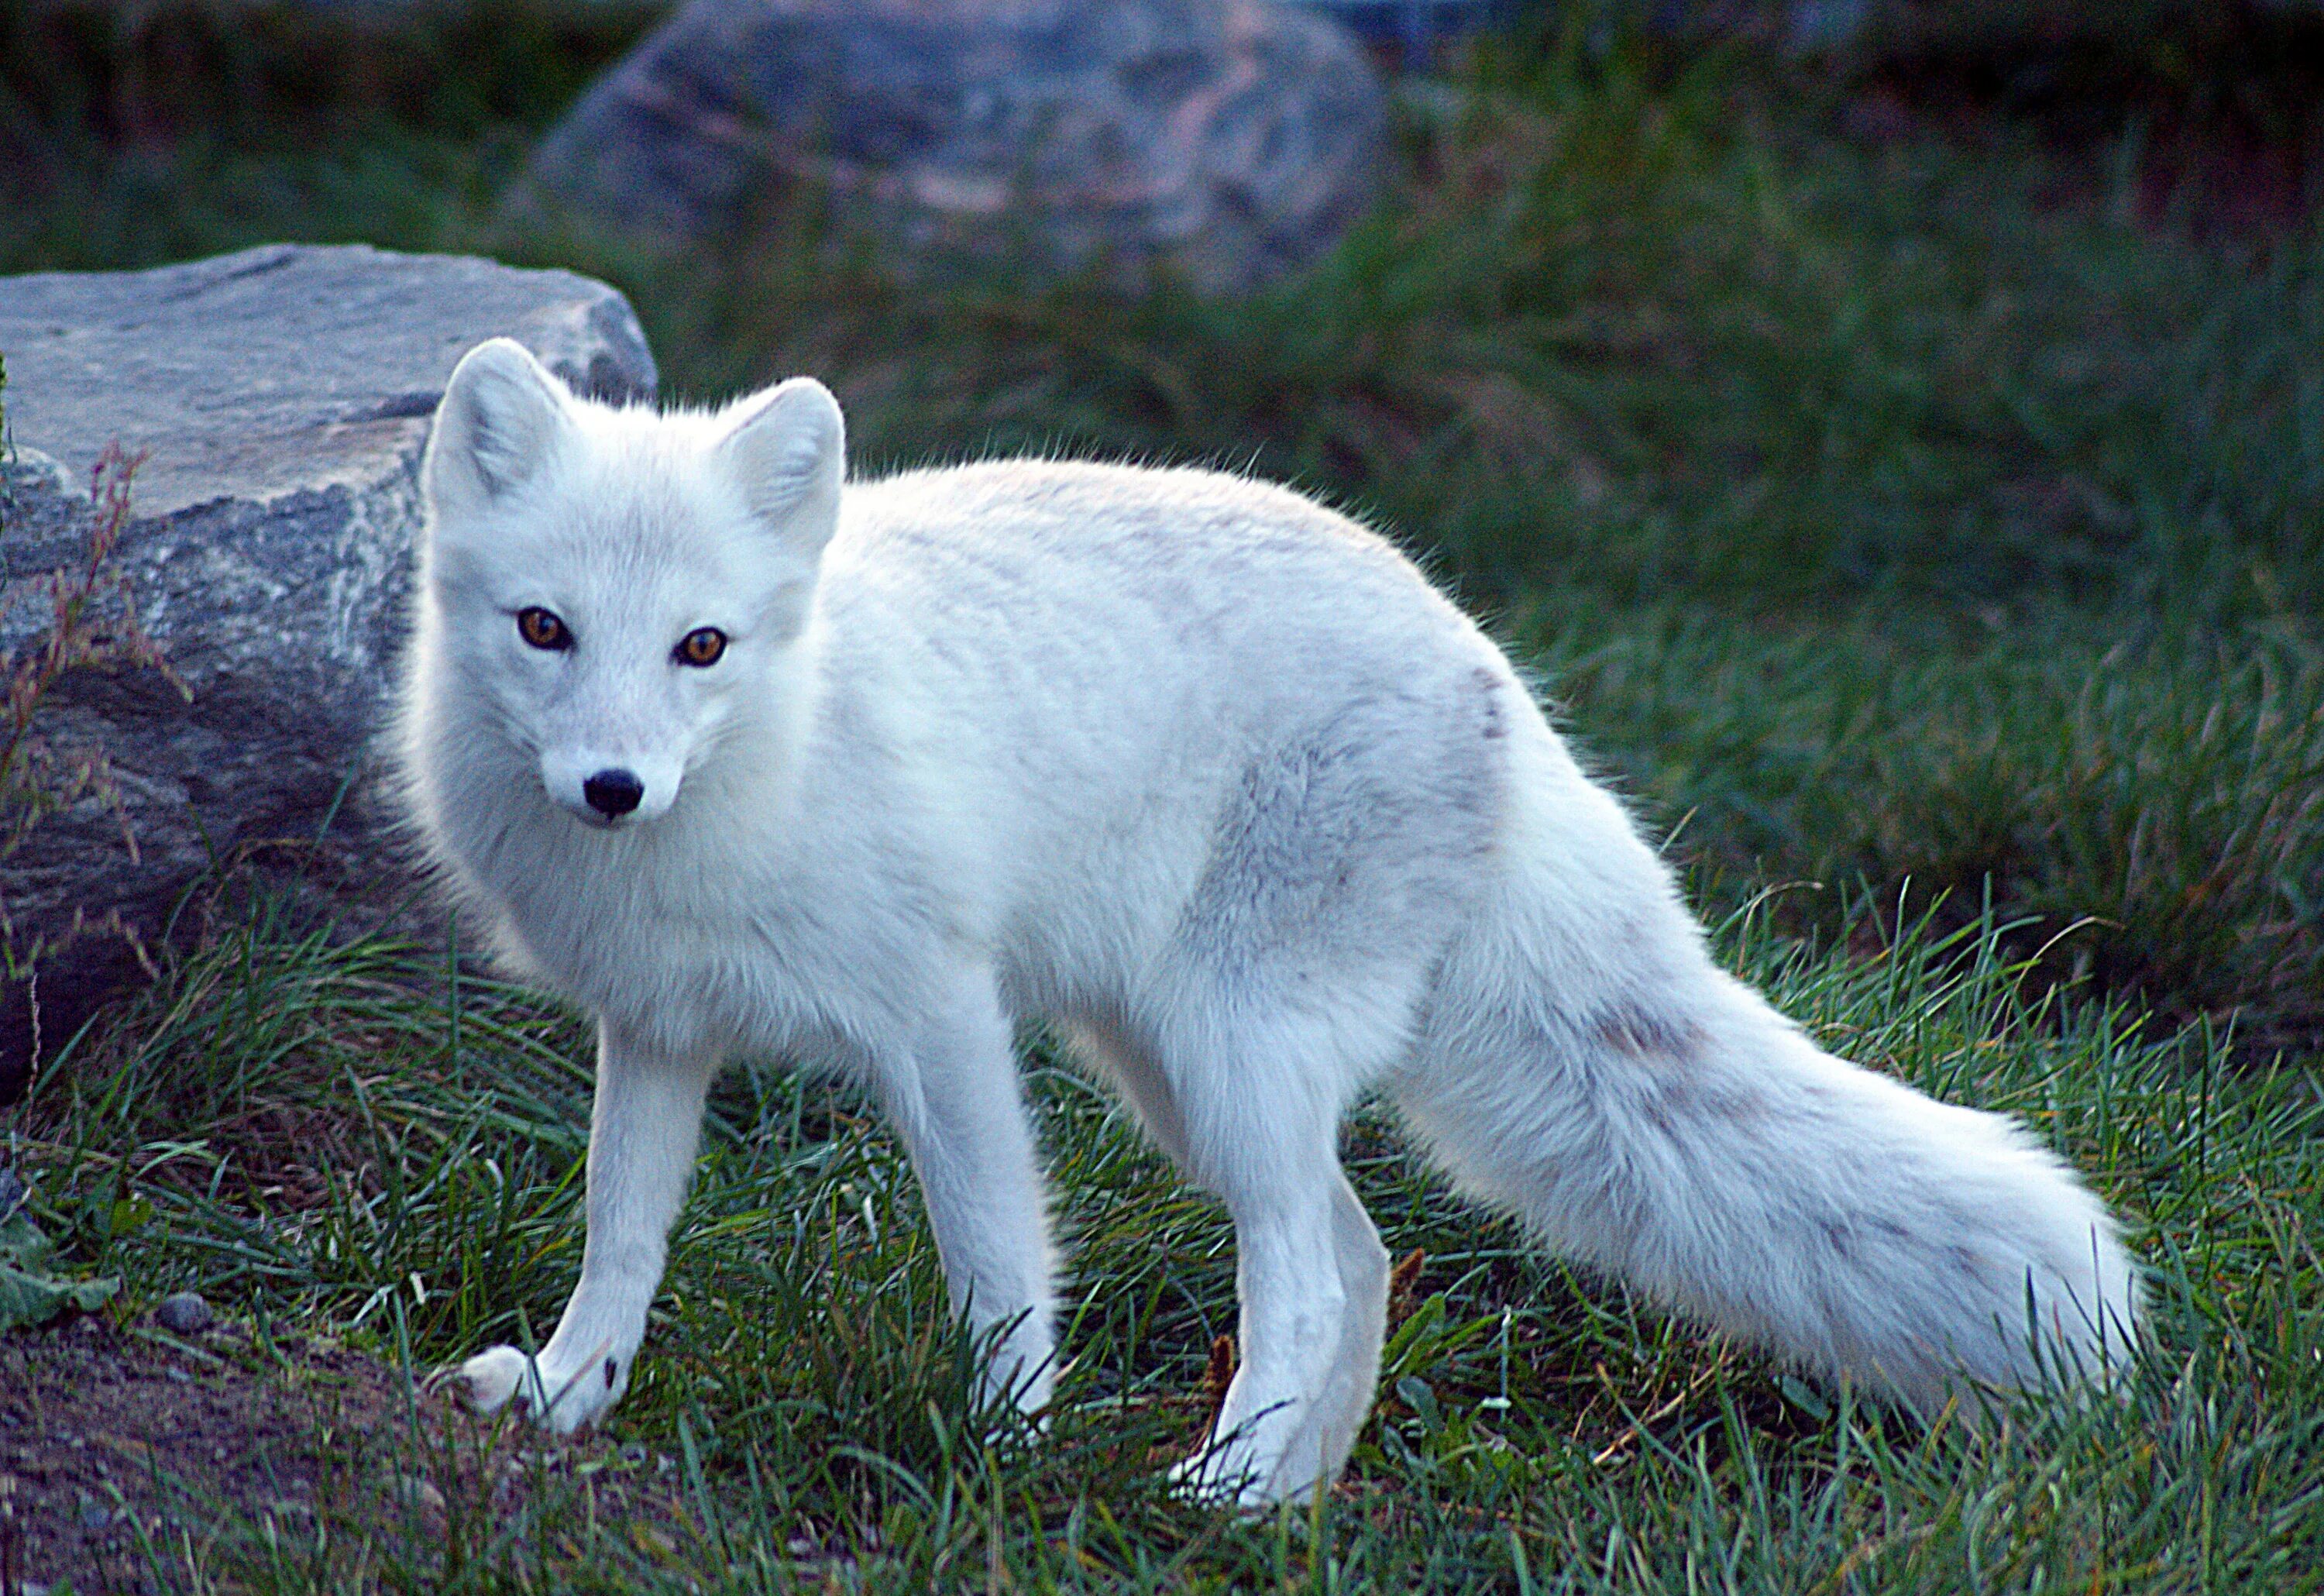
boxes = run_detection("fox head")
[411,339,844,831]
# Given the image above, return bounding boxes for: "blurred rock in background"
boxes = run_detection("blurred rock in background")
[513,0,1388,294]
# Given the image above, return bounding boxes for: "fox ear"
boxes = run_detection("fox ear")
[423,339,574,525]
[717,377,845,556]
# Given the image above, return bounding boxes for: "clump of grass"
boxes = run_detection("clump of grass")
[2,445,173,892]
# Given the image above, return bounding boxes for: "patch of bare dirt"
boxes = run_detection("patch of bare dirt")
[1,1315,432,1593]
[0,1315,688,1594]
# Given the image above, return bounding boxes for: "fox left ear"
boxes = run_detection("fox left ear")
[717,377,845,558]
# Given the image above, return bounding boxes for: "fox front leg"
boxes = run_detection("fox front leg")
[459,1020,719,1433]
[874,970,1059,1415]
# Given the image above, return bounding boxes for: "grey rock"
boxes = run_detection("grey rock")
[0,243,657,1071]
[0,1161,24,1223]
[517,0,1387,294]
[152,1290,215,1335]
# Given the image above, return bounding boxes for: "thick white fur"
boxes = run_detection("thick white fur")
[400,340,2140,1507]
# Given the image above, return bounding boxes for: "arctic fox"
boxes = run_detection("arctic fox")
[399,339,2138,1507]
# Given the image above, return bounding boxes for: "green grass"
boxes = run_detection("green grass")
[10,898,2321,1591]
[4,5,2323,1587]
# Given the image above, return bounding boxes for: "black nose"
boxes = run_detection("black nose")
[582,768,644,818]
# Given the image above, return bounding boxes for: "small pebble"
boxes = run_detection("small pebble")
[79,1500,111,1531]
[153,1291,213,1336]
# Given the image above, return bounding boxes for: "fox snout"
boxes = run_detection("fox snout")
[583,769,645,819]
[541,751,681,827]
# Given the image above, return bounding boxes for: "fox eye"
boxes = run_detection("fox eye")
[675,627,727,668]
[516,607,571,651]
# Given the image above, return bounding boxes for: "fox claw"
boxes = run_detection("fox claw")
[453,1343,620,1433]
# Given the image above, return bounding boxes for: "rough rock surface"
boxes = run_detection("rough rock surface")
[517,0,1387,294]
[0,243,657,1081]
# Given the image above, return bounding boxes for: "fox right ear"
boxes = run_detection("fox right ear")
[422,339,573,525]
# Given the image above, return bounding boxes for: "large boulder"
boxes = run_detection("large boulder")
[515,0,1388,294]
[0,243,657,1091]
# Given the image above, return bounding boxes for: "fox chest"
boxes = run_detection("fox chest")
[490,858,951,1065]
[493,882,808,1056]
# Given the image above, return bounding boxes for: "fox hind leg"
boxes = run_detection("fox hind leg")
[1092,1006,1396,1509]
[1104,678,1503,1501]
[1171,1113,1391,1508]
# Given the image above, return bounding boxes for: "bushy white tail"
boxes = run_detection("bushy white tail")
[1394,741,2140,1409]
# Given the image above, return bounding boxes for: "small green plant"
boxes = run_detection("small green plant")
[0,1166,115,1331]
[0,439,183,985]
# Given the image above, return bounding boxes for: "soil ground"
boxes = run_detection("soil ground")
[0,1315,683,1594]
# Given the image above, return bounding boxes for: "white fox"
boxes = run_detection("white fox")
[397,339,2139,1507]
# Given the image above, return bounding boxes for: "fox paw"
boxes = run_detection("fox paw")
[1173,1422,1333,1512]
[1171,1441,1281,1512]
[455,1343,625,1434]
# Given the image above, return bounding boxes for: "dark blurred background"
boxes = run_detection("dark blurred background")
[5,0,2322,1058]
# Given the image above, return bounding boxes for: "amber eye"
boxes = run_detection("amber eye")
[516,607,570,651]
[675,627,727,668]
